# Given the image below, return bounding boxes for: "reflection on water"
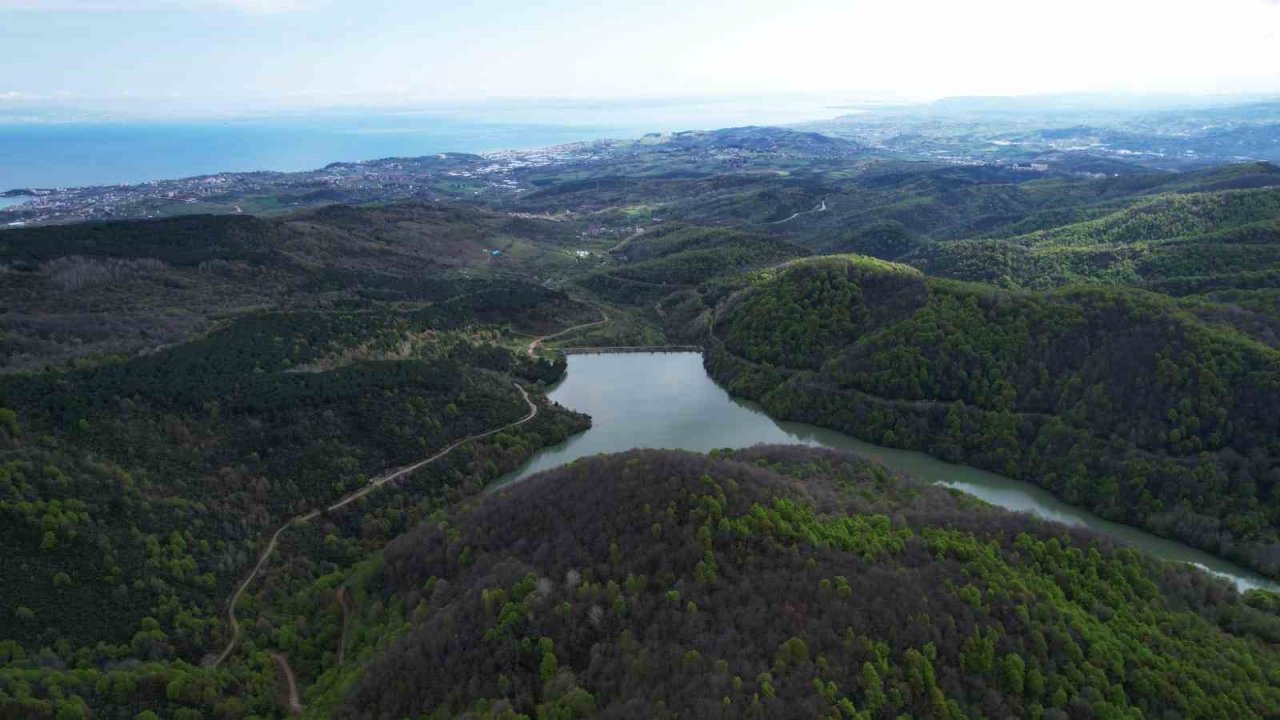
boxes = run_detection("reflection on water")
[495,352,1276,592]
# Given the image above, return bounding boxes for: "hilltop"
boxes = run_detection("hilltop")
[0,201,596,371]
[705,255,1280,576]
[323,446,1280,719]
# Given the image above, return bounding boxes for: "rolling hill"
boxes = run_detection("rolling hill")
[321,447,1280,719]
[706,255,1280,577]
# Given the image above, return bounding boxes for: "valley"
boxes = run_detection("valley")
[5,99,1280,718]
[497,351,1276,592]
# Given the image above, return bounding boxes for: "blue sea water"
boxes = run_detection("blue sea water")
[0,97,851,190]
[0,120,625,191]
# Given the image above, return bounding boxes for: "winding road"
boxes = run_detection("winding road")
[525,307,609,357]
[768,198,828,225]
[269,652,303,715]
[209,383,540,669]
[335,587,351,667]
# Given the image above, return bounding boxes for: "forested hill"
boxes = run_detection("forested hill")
[706,255,1280,577]
[0,200,588,372]
[913,186,1280,296]
[581,225,810,306]
[0,199,607,717]
[0,292,591,656]
[327,446,1280,719]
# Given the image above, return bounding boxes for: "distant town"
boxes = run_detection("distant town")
[4,103,1278,228]
[0,142,617,227]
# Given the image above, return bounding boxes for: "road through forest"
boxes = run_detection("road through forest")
[209,383,539,669]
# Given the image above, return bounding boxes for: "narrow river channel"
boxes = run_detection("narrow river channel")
[495,352,1277,592]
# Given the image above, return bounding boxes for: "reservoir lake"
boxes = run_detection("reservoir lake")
[496,352,1277,592]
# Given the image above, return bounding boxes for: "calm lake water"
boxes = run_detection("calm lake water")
[496,352,1277,592]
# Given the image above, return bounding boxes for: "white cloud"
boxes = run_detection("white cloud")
[0,91,56,102]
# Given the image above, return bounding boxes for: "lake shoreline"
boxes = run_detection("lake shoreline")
[498,351,1277,592]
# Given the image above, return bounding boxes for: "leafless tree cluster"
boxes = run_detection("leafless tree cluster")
[44,256,169,291]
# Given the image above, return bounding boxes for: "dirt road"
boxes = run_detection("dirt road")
[525,307,609,357]
[210,383,539,669]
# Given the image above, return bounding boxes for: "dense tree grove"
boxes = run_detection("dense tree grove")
[582,225,808,305]
[334,447,1280,719]
[1012,189,1280,249]
[915,189,1280,303]
[0,196,599,371]
[0,189,621,717]
[709,255,1280,576]
[0,396,588,719]
[0,214,289,266]
[0,290,594,716]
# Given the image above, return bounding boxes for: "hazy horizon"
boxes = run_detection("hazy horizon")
[3,0,1279,121]
[4,90,1280,128]
[3,0,1278,189]
[2,88,1278,190]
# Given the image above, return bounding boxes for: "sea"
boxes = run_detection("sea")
[0,97,856,191]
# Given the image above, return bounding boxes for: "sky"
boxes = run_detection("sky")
[1,0,1279,118]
